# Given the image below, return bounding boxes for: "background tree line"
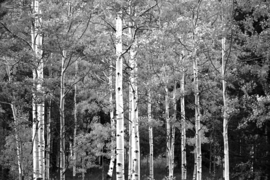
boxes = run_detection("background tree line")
[0,0,269,180]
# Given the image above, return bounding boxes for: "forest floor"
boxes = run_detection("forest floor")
[62,158,223,180]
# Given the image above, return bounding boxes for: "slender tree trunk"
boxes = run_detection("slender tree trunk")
[31,1,37,179]
[11,104,24,180]
[32,67,39,180]
[73,55,78,180]
[32,0,44,179]
[165,86,171,178]
[7,64,24,180]
[5,60,24,180]
[115,9,125,180]
[169,82,177,179]
[129,62,133,180]
[60,51,66,180]
[221,1,229,179]
[107,59,115,180]
[221,13,229,180]
[193,52,202,180]
[148,89,154,180]
[181,72,187,180]
[46,96,51,180]
[129,24,140,180]
[192,151,196,180]
[37,39,45,180]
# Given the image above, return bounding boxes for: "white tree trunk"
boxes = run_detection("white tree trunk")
[165,86,171,178]
[169,82,177,179]
[131,43,140,180]
[129,16,140,179]
[128,64,133,180]
[222,27,229,180]
[181,72,187,180]
[60,50,66,180]
[115,9,125,180]
[148,89,154,180]
[32,0,44,179]
[193,52,202,180]
[107,59,116,180]
[11,104,24,180]
[32,67,39,180]
[37,40,45,180]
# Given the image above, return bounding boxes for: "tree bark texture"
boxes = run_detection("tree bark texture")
[46,97,51,180]
[181,72,187,180]
[192,151,197,180]
[7,64,24,180]
[148,89,154,180]
[165,86,172,179]
[193,52,202,180]
[107,59,115,180]
[32,0,44,179]
[222,24,229,180]
[169,82,177,179]
[73,56,78,179]
[115,10,125,180]
[60,50,66,180]
[129,34,140,180]
[128,61,133,180]
[11,104,24,180]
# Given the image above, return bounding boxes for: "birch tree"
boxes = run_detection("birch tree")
[148,88,154,180]
[5,61,24,180]
[169,82,177,179]
[128,7,140,178]
[180,71,187,180]
[165,85,171,175]
[31,0,44,179]
[107,62,116,179]
[107,58,115,180]
[221,1,229,179]
[115,7,125,180]
[60,50,66,180]
[192,2,202,179]
[130,39,140,180]
[193,49,202,180]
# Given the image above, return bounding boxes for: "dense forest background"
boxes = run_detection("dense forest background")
[0,0,270,180]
